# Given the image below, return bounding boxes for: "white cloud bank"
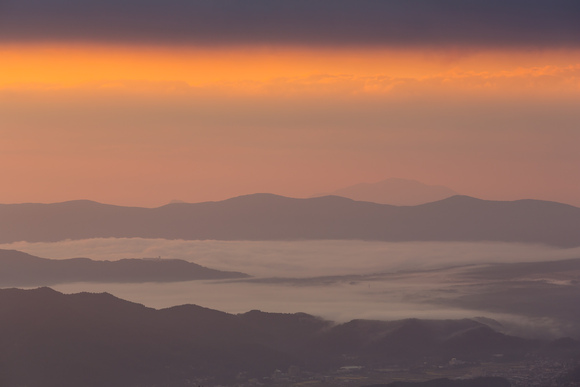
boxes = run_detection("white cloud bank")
[5,239,579,338]
[2,238,579,277]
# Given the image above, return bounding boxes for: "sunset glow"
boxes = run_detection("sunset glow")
[2,45,580,95]
[1,1,579,208]
[2,3,580,384]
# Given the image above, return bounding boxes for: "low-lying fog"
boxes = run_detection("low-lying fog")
[2,239,579,339]
[3,238,579,277]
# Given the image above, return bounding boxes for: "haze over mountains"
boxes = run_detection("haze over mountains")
[1,190,579,385]
[3,0,580,385]
[1,287,575,387]
[314,178,459,206]
[1,194,579,247]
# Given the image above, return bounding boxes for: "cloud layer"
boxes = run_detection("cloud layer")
[1,0,579,48]
[6,239,579,338]
[4,238,580,277]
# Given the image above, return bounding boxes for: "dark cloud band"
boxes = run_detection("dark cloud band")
[1,0,579,48]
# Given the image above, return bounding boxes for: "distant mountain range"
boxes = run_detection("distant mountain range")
[0,287,567,387]
[0,194,579,246]
[0,249,248,287]
[314,178,458,206]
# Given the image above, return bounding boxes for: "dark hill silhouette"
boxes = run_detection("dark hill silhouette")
[311,318,534,366]
[0,194,579,246]
[0,288,552,387]
[0,249,248,287]
[366,377,511,387]
[562,365,580,384]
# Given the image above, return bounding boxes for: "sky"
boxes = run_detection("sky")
[1,1,579,207]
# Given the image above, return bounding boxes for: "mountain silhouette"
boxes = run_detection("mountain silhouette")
[314,178,458,205]
[0,249,248,287]
[367,377,511,387]
[0,194,578,246]
[0,288,553,387]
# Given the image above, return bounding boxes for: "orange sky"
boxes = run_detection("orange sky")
[2,45,580,92]
[1,44,579,207]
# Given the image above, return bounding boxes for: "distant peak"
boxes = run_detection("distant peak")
[316,178,458,206]
[222,193,295,203]
[437,195,485,203]
[54,199,103,205]
[378,177,432,184]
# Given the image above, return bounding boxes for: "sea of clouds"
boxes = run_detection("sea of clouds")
[2,238,578,338]
[2,238,579,278]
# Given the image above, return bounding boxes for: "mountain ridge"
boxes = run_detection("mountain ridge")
[313,178,459,206]
[0,287,564,386]
[0,249,248,286]
[0,194,578,246]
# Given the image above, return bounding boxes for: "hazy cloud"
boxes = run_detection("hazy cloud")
[0,0,579,48]
[47,261,580,339]
[3,238,580,277]
[6,238,578,338]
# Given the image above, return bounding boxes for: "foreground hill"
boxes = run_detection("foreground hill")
[315,178,458,206]
[0,194,579,246]
[367,378,511,387]
[0,249,248,287]
[0,288,563,387]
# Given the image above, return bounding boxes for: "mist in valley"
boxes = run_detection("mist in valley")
[3,238,579,277]
[4,238,578,339]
